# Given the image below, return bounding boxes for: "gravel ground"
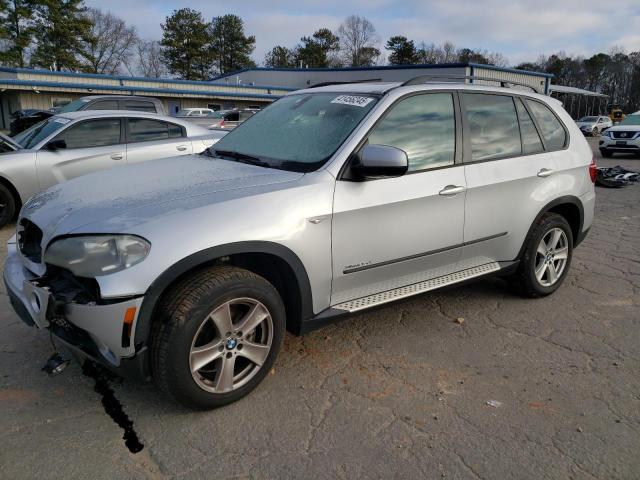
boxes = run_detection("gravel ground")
[0,138,638,479]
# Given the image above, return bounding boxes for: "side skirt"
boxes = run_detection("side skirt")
[299,261,517,335]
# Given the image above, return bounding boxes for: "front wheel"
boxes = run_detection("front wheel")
[509,213,573,298]
[0,184,17,227]
[151,266,285,409]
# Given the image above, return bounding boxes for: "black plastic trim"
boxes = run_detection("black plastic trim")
[134,241,314,348]
[343,232,507,274]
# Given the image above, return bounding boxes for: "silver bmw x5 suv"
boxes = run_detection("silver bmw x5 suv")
[4,78,596,409]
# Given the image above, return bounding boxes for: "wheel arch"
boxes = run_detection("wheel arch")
[134,241,314,349]
[0,175,23,220]
[517,195,584,260]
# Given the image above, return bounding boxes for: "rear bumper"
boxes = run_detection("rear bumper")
[3,242,149,380]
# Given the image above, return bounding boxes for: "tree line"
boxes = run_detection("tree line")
[0,2,638,111]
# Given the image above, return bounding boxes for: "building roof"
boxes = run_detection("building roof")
[213,62,554,81]
[0,66,293,102]
[549,84,608,98]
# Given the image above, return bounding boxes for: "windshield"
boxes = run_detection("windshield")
[212,92,378,172]
[578,116,598,122]
[621,115,640,126]
[12,117,69,149]
[57,98,89,113]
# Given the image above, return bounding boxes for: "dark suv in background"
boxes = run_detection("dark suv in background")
[56,95,165,115]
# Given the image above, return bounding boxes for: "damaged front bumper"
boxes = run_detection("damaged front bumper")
[3,242,150,380]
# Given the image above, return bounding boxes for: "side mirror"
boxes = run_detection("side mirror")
[45,139,66,151]
[352,144,408,180]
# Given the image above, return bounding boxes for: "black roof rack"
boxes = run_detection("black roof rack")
[401,74,543,94]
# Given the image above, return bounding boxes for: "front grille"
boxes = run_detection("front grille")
[17,218,43,263]
[611,131,638,139]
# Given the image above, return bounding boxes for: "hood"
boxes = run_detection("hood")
[21,154,303,238]
[606,124,640,132]
[576,121,596,128]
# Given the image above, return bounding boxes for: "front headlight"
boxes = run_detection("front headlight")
[44,235,150,277]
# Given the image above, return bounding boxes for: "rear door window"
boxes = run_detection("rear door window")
[128,118,182,142]
[89,100,119,110]
[461,93,521,161]
[525,100,567,150]
[515,99,544,154]
[124,101,158,113]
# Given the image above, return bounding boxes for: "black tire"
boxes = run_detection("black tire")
[150,265,285,410]
[600,149,613,158]
[0,183,17,227]
[509,213,573,298]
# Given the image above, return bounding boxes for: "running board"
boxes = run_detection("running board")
[332,262,501,313]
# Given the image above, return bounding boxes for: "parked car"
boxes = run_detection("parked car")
[204,109,258,130]
[0,110,226,226]
[9,109,54,135]
[0,132,21,153]
[176,108,215,117]
[4,80,595,409]
[575,115,612,136]
[56,95,165,115]
[599,111,640,157]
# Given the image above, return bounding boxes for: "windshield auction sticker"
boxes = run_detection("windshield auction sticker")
[331,95,374,107]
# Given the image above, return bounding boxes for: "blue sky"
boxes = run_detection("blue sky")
[85,0,640,65]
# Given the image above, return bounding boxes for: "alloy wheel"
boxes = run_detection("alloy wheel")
[534,228,569,287]
[189,297,273,394]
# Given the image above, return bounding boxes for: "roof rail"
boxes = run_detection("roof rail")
[308,78,382,88]
[401,74,543,94]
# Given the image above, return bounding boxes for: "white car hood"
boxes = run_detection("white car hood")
[606,124,640,132]
[21,154,303,240]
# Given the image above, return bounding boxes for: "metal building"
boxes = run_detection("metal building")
[212,62,553,94]
[0,66,294,130]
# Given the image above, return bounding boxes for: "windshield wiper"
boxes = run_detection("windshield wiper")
[213,149,272,168]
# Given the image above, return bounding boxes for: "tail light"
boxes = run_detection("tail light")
[220,119,225,128]
[589,156,597,183]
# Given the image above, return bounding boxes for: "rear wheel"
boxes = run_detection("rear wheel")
[0,184,17,227]
[151,266,285,409]
[600,149,613,158]
[509,213,573,298]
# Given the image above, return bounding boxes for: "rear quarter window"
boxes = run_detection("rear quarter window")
[526,100,567,150]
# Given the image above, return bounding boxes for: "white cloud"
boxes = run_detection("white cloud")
[85,0,640,66]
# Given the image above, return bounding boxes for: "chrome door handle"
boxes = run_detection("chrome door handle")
[111,153,124,160]
[537,168,554,178]
[176,145,188,151]
[439,185,466,196]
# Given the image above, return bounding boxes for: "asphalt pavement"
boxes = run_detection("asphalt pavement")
[0,137,638,479]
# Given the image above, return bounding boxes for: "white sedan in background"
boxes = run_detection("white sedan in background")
[0,111,226,226]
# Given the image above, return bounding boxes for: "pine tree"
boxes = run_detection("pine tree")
[160,8,213,80]
[209,14,256,75]
[30,0,92,71]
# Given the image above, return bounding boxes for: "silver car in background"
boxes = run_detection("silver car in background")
[0,111,226,226]
[576,115,612,136]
